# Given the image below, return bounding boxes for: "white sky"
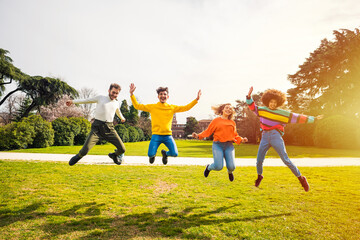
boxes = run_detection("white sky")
[0,0,359,123]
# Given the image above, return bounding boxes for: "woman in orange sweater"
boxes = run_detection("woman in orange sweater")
[192,104,248,181]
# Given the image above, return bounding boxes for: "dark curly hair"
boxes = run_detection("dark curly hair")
[156,87,169,94]
[261,89,286,107]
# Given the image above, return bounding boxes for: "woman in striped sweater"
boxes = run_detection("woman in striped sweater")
[192,104,248,182]
[246,87,323,192]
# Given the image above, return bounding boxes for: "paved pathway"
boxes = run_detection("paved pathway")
[1,152,360,166]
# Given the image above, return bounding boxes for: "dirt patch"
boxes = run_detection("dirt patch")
[152,180,178,195]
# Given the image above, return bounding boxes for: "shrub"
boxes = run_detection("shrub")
[0,122,35,150]
[283,124,316,146]
[69,117,91,145]
[21,115,54,148]
[115,124,129,143]
[52,117,80,146]
[134,126,144,141]
[314,115,359,149]
[127,126,139,142]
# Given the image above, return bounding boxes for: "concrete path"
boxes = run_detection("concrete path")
[1,152,360,166]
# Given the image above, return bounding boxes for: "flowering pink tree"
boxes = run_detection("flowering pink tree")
[40,95,84,121]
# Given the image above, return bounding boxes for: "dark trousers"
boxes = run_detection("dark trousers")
[78,119,125,157]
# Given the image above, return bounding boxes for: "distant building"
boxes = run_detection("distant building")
[198,119,212,132]
[171,114,186,138]
[171,114,212,139]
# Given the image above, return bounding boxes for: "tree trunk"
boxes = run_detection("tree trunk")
[0,87,21,106]
[21,101,37,118]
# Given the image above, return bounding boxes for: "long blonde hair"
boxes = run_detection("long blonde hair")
[211,103,235,120]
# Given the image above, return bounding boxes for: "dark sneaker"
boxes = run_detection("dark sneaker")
[299,176,310,192]
[149,156,155,164]
[255,175,263,187]
[69,154,81,166]
[204,164,210,177]
[228,173,234,182]
[161,150,168,165]
[108,153,122,165]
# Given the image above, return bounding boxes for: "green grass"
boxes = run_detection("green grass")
[0,161,359,239]
[7,140,360,158]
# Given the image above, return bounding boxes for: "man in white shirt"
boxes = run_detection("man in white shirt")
[66,83,126,165]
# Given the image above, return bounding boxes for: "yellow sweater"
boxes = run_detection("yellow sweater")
[130,95,198,135]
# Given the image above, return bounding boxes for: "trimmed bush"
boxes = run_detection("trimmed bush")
[52,117,80,146]
[69,117,91,145]
[314,115,359,149]
[0,122,35,150]
[22,115,54,148]
[115,124,129,143]
[134,126,144,141]
[127,126,139,142]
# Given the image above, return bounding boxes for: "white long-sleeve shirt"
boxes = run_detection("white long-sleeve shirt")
[73,95,125,122]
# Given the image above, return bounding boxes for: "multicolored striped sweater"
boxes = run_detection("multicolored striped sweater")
[246,97,316,136]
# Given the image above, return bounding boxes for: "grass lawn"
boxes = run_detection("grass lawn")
[7,140,360,158]
[1,160,359,239]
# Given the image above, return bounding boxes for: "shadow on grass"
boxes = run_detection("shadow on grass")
[1,201,293,239]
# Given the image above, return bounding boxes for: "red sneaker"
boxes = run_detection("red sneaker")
[298,176,310,192]
[255,175,263,187]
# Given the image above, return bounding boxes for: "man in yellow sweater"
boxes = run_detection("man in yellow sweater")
[129,83,201,164]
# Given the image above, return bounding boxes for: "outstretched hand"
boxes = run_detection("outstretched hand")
[66,100,73,106]
[247,86,253,98]
[196,90,202,101]
[192,132,199,139]
[242,137,248,143]
[129,83,136,96]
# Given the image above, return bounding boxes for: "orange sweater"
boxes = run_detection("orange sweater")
[198,117,243,144]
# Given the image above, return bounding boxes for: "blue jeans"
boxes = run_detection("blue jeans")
[209,141,236,173]
[257,130,301,177]
[148,135,178,158]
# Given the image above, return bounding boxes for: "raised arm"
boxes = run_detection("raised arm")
[129,83,136,96]
[247,86,253,98]
[129,83,152,112]
[196,90,202,101]
[246,86,259,116]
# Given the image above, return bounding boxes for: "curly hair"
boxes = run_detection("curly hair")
[261,89,286,107]
[211,103,235,120]
[156,87,169,94]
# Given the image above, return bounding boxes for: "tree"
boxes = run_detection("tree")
[0,48,25,97]
[139,111,152,140]
[235,92,263,143]
[183,117,199,137]
[128,105,139,125]
[0,48,78,119]
[40,95,84,121]
[120,100,130,119]
[0,93,25,124]
[314,115,360,149]
[287,28,360,117]
[78,87,97,120]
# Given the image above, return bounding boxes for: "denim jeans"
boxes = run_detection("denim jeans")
[209,141,236,173]
[257,130,301,177]
[148,134,178,158]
